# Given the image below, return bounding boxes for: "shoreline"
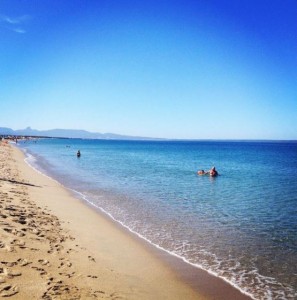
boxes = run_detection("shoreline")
[68,189,252,300]
[70,189,253,300]
[1,142,251,299]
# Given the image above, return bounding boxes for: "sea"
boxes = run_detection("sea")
[18,139,297,300]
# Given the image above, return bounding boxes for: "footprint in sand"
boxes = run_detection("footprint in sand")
[93,290,105,296]
[38,259,50,266]
[88,256,96,262]
[10,239,26,247]
[30,228,40,235]
[0,267,22,278]
[17,258,30,267]
[59,271,76,278]
[58,261,70,268]
[5,245,14,253]
[110,291,125,300]
[14,230,26,237]
[48,243,64,254]
[3,228,25,237]
[31,266,47,276]
[3,227,13,234]
[87,275,98,279]
[0,285,19,297]
[1,261,17,268]
[43,281,79,299]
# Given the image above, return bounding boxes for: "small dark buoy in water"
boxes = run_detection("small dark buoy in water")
[77,150,81,157]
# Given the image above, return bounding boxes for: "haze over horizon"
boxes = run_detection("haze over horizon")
[1,126,297,141]
[1,0,296,140]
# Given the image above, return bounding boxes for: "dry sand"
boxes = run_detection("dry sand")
[0,142,252,300]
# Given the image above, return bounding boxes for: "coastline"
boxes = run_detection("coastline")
[0,142,251,299]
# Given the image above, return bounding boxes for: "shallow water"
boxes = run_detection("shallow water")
[19,139,297,299]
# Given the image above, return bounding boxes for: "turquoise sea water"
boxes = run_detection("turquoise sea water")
[19,139,297,299]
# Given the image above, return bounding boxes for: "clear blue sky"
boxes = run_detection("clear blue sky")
[0,0,296,139]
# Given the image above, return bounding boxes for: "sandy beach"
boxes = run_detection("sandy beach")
[0,142,251,299]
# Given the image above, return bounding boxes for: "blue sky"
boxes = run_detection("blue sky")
[0,0,296,139]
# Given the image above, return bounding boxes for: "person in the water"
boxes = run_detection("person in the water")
[197,167,218,176]
[209,166,218,177]
[77,150,81,157]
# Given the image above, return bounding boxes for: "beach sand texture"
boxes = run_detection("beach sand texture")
[0,142,203,299]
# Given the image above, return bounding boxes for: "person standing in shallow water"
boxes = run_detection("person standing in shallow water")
[209,166,218,177]
[77,150,81,157]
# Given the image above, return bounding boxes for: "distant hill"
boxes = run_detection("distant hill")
[0,126,158,140]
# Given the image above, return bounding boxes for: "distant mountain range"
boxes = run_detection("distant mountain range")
[0,126,158,140]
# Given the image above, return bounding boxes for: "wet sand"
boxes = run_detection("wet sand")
[0,142,251,299]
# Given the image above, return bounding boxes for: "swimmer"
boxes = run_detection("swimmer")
[197,170,206,175]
